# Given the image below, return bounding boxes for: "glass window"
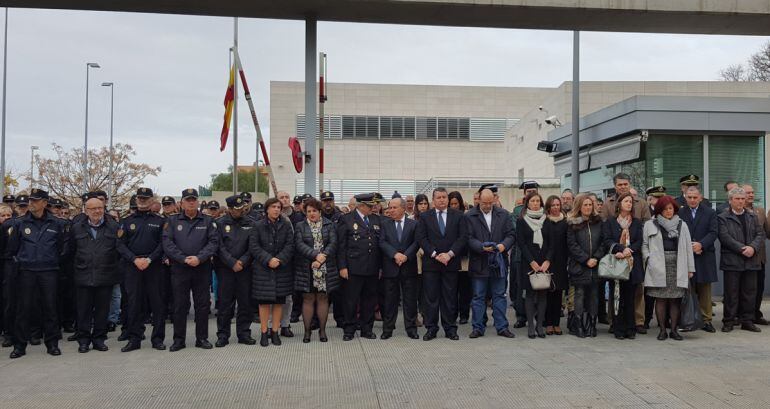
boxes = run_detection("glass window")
[645,135,704,199]
[708,135,765,207]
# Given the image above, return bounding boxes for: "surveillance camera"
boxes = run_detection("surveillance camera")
[538,105,544,111]
[544,115,562,128]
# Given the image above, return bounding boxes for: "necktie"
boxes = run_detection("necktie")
[438,211,446,235]
[396,220,403,242]
[692,208,697,219]
[364,215,370,227]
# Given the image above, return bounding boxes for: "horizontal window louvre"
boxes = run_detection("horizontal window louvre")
[295,115,342,139]
[470,118,516,142]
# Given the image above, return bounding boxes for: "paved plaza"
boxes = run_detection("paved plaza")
[2,303,770,409]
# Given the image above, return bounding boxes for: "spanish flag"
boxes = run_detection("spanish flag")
[219,65,235,151]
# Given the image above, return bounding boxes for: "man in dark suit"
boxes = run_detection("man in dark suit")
[379,197,419,340]
[679,186,719,333]
[337,193,382,341]
[466,189,516,338]
[675,174,711,208]
[416,187,467,341]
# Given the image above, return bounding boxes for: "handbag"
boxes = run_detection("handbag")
[598,245,631,281]
[680,281,704,331]
[528,270,552,291]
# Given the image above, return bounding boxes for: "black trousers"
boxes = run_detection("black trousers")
[16,269,61,345]
[58,268,76,329]
[756,266,765,319]
[331,280,346,324]
[215,266,253,340]
[163,264,173,318]
[171,263,211,343]
[544,290,563,327]
[422,270,458,335]
[614,280,637,335]
[509,261,526,321]
[457,270,472,320]
[125,262,166,345]
[723,270,758,325]
[75,285,112,344]
[343,274,377,336]
[597,279,608,322]
[382,275,418,333]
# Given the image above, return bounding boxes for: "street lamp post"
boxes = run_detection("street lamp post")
[29,145,38,189]
[102,82,114,198]
[84,62,100,193]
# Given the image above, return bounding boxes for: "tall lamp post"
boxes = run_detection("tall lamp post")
[101,81,114,198]
[84,62,100,193]
[29,145,38,189]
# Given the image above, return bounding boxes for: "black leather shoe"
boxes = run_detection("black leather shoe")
[62,324,75,334]
[469,330,484,339]
[107,322,117,332]
[215,338,229,348]
[361,332,377,339]
[702,322,716,333]
[380,332,392,340]
[742,323,762,333]
[46,343,61,356]
[303,334,311,343]
[2,338,13,348]
[290,316,300,323]
[406,331,419,339]
[458,318,469,325]
[66,334,78,342]
[280,327,294,338]
[117,332,129,342]
[342,334,354,341]
[152,343,166,350]
[635,325,647,334]
[423,332,437,341]
[169,342,186,352]
[513,320,527,329]
[722,324,734,333]
[238,337,256,345]
[9,347,25,359]
[260,332,269,347]
[92,341,108,352]
[271,332,282,346]
[625,332,636,340]
[78,344,90,353]
[669,331,684,341]
[30,338,42,346]
[121,342,140,352]
[497,329,515,338]
[195,339,213,349]
[754,317,770,326]
[319,333,328,343]
[657,331,668,341]
[446,333,459,341]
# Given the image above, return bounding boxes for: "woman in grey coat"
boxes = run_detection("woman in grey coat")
[294,198,339,343]
[642,195,695,341]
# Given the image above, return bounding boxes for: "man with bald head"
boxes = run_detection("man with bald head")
[465,189,516,338]
[69,198,123,353]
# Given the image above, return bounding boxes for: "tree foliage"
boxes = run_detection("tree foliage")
[36,143,161,209]
[720,41,770,81]
[209,166,269,195]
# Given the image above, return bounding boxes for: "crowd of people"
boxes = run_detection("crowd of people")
[0,170,767,359]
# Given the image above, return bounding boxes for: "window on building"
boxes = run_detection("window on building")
[708,135,765,207]
[645,134,704,199]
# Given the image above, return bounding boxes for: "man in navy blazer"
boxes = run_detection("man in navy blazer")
[379,197,420,339]
[678,186,718,333]
[415,187,467,341]
[466,189,516,338]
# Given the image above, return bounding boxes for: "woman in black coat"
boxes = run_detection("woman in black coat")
[566,194,606,338]
[517,192,553,339]
[544,195,568,335]
[251,198,295,347]
[294,198,339,343]
[601,192,644,340]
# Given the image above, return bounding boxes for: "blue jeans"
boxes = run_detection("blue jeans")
[471,275,509,334]
[108,284,121,324]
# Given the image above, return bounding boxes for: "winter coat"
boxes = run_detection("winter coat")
[566,216,606,286]
[642,218,694,289]
[70,218,122,287]
[717,209,765,272]
[250,216,294,301]
[545,217,569,290]
[516,216,553,291]
[601,217,644,284]
[293,218,340,293]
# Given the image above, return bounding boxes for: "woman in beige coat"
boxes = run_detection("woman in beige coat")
[642,195,695,341]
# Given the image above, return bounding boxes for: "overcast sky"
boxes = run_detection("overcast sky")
[4,8,768,196]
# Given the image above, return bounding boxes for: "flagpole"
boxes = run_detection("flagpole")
[318,52,326,196]
[0,8,8,198]
[232,17,239,195]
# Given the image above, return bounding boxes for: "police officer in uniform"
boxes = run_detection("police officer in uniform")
[118,188,167,352]
[162,188,219,351]
[8,189,69,358]
[214,195,256,347]
[320,191,343,223]
[675,175,711,208]
[160,196,178,322]
[337,193,382,341]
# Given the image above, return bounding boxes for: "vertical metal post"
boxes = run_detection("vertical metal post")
[318,51,326,195]
[703,134,710,201]
[108,84,114,198]
[84,65,90,192]
[570,31,580,193]
[304,17,317,196]
[233,17,239,195]
[0,8,7,197]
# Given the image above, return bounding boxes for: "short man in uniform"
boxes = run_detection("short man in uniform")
[320,191,342,223]
[675,174,711,208]
[162,188,220,351]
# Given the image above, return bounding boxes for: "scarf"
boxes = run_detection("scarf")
[524,208,545,248]
[547,212,564,223]
[616,214,632,247]
[656,214,681,238]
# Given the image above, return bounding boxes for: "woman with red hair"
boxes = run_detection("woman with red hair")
[642,195,695,341]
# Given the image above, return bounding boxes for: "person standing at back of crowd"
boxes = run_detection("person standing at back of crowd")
[411,193,430,327]
[544,195,568,336]
[675,175,711,209]
[449,190,472,325]
[510,181,539,330]
[743,184,769,326]
[0,203,15,347]
[561,189,575,213]
[162,188,220,352]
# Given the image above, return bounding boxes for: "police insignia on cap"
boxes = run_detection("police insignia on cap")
[236,198,242,204]
[24,228,31,235]
[187,189,193,194]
